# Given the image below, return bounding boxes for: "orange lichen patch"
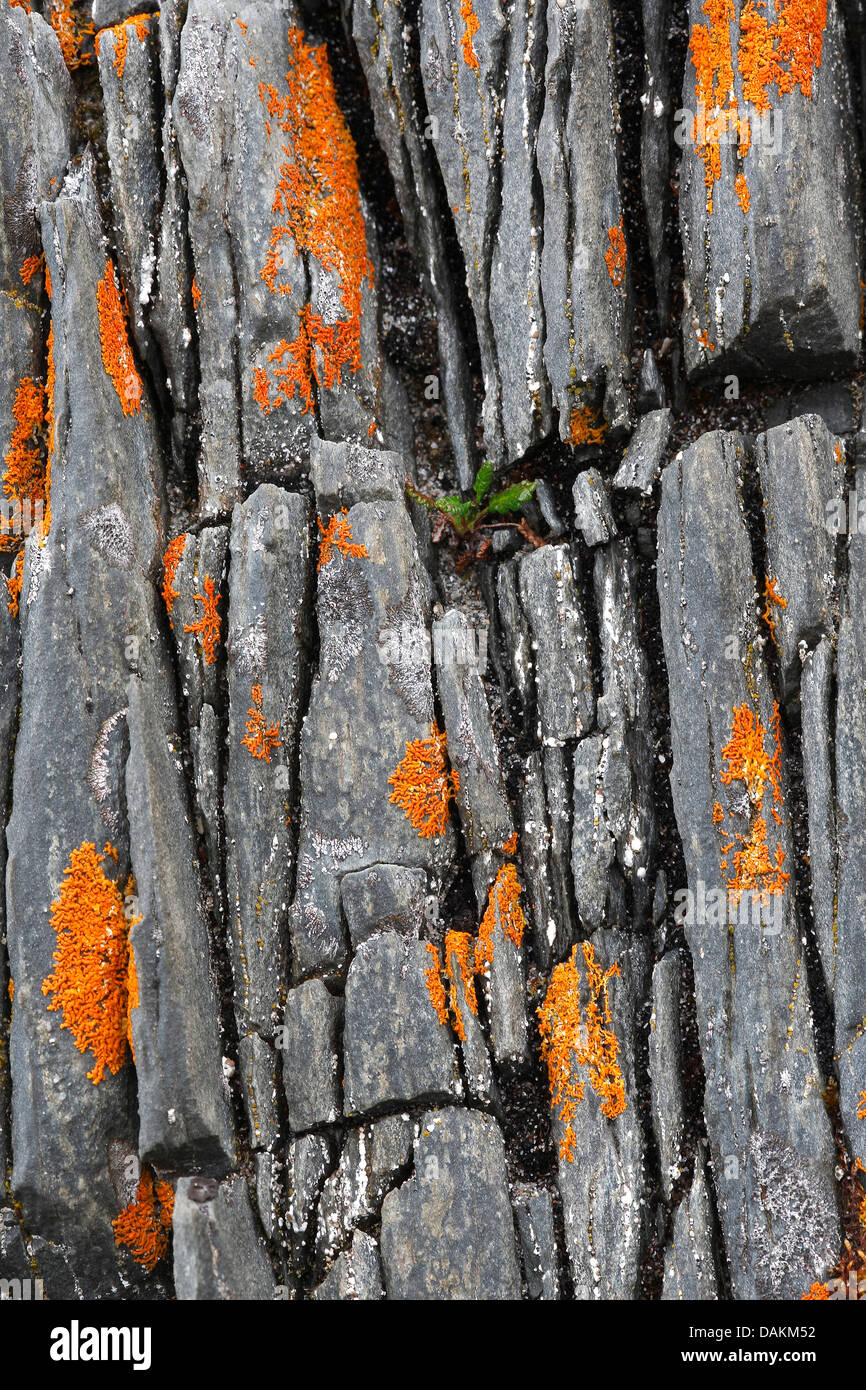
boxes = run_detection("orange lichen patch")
[477,865,525,967]
[801,1280,830,1300]
[95,12,153,79]
[762,575,787,646]
[445,930,478,1041]
[49,0,95,70]
[696,328,716,352]
[605,218,627,288]
[713,800,725,824]
[424,942,449,1027]
[690,0,828,215]
[2,376,46,551]
[41,842,131,1085]
[6,550,24,618]
[112,1169,174,1271]
[126,943,139,1063]
[568,405,606,448]
[316,509,369,571]
[459,0,480,69]
[236,16,248,34]
[96,260,143,417]
[10,0,31,11]
[7,978,13,1003]
[191,277,202,310]
[716,701,789,904]
[241,683,282,763]
[388,721,459,840]
[254,28,373,415]
[183,574,222,665]
[735,170,750,212]
[19,253,43,286]
[161,533,187,616]
[503,830,518,856]
[538,940,626,1162]
[859,1091,866,1120]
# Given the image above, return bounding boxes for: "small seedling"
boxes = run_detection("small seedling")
[405,462,544,568]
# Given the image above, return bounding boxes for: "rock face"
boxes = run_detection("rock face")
[0,0,862,1307]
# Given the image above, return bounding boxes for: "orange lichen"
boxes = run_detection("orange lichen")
[112,1169,174,1271]
[388,721,459,840]
[95,12,153,79]
[254,27,373,416]
[735,171,750,212]
[476,865,525,974]
[459,0,480,69]
[96,260,143,417]
[716,701,789,905]
[6,550,24,618]
[19,253,43,286]
[503,831,518,856]
[859,1091,866,1120]
[762,575,787,647]
[183,574,222,665]
[161,533,187,616]
[2,376,46,551]
[605,218,627,288]
[424,942,449,1027]
[191,277,201,310]
[241,683,282,762]
[126,943,139,1063]
[538,940,626,1162]
[41,842,131,1085]
[689,0,828,215]
[568,405,606,448]
[49,0,95,71]
[801,1280,830,1300]
[316,509,369,571]
[445,930,478,1041]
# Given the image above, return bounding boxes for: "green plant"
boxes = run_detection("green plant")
[406,462,541,544]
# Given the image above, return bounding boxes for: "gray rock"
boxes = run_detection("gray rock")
[173,1175,274,1299]
[513,1184,559,1300]
[801,639,837,996]
[517,544,595,742]
[572,735,617,931]
[311,1231,384,1300]
[224,487,311,1040]
[754,416,842,696]
[287,1133,333,1239]
[314,1114,413,1272]
[289,443,453,978]
[236,1029,280,1154]
[637,348,666,413]
[444,929,496,1107]
[380,1108,521,1299]
[648,950,687,1202]
[662,1162,720,1301]
[125,681,233,1173]
[765,381,860,436]
[679,0,860,380]
[475,867,529,1066]
[641,0,673,324]
[657,430,841,1297]
[93,0,153,27]
[519,750,573,967]
[434,608,513,861]
[613,409,672,496]
[342,932,461,1115]
[340,864,427,949]
[281,979,342,1132]
[572,470,616,547]
[166,527,228,727]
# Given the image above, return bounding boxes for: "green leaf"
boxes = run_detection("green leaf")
[473,460,494,506]
[487,479,538,516]
[432,494,474,523]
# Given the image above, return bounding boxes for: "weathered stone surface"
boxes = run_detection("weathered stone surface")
[513,1184,559,1300]
[380,1108,521,1299]
[517,544,595,743]
[444,930,496,1108]
[340,864,427,948]
[754,415,842,696]
[613,408,672,496]
[637,348,666,413]
[555,930,650,1300]
[680,0,860,380]
[648,950,688,1203]
[125,680,233,1173]
[343,932,460,1115]
[801,639,837,996]
[519,749,573,967]
[314,1113,412,1272]
[281,978,341,1132]
[311,1230,384,1300]
[641,0,673,325]
[224,487,311,1048]
[289,443,453,978]
[475,868,528,1067]
[572,469,616,547]
[657,431,841,1297]
[662,1162,720,1302]
[173,1175,274,1299]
